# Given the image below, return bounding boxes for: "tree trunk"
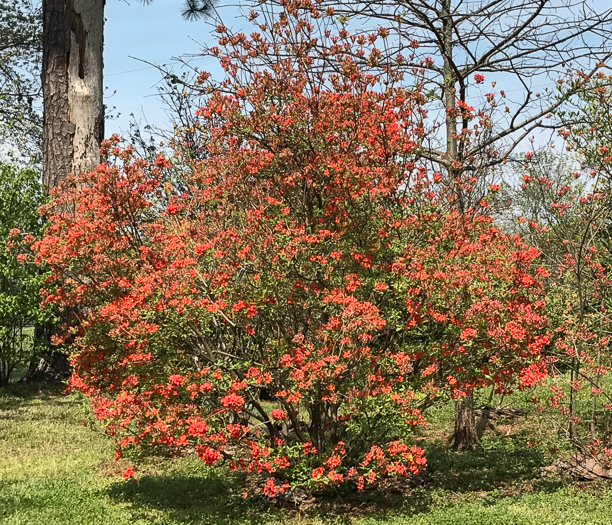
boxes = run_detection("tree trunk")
[19,349,71,384]
[31,0,104,383]
[440,0,478,443]
[19,322,70,384]
[451,392,482,451]
[42,0,104,189]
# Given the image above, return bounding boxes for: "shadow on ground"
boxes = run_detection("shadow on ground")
[0,384,85,425]
[106,470,284,525]
[425,433,557,492]
[104,435,567,525]
[0,382,64,407]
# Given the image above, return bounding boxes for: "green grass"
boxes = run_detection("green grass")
[2,384,612,524]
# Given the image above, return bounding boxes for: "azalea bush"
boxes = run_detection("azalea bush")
[513,75,612,454]
[33,1,549,492]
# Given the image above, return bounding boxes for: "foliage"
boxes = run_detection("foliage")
[0,0,42,160]
[0,163,48,385]
[33,2,548,493]
[511,86,612,453]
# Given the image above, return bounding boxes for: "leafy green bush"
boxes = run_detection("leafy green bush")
[0,163,48,384]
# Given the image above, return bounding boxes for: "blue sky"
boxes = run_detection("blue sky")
[104,0,227,135]
[103,0,611,143]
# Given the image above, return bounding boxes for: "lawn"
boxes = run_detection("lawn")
[1,384,612,524]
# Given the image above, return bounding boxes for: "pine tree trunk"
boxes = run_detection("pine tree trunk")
[30,0,104,383]
[42,0,104,189]
[451,392,482,451]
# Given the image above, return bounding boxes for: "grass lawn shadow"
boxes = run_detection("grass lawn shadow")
[424,433,565,495]
[0,382,65,408]
[106,470,283,525]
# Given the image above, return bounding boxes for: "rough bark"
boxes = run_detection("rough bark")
[42,0,104,190]
[451,392,482,451]
[19,349,71,384]
[32,0,104,383]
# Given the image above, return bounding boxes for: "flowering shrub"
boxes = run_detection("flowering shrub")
[518,92,612,452]
[34,2,548,492]
[396,212,549,400]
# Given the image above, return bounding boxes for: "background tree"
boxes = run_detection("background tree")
[505,76,612,457]
[316,0,612,178]
[0,163,49,385]
[41,0,104,190]
[41,0,216,190]
[0,0,42,161]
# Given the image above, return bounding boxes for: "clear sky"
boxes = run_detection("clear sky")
[104,0,229,136]
[103,0,611,143]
